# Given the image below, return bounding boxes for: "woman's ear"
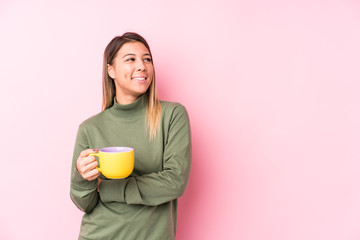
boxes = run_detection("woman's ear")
[107,64,115,79]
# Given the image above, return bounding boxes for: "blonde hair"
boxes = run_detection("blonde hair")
[102,32,161,141]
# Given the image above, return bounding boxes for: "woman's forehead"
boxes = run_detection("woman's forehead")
[118,41,150,56]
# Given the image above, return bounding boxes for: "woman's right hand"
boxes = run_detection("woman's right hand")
[76,149,100,181]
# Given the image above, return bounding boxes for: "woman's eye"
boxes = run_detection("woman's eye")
[126,58,135,62]
[144,58,152,62]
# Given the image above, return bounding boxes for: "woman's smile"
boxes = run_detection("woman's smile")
[132,75,147,82]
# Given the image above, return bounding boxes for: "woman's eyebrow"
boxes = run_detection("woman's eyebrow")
[122,53,135,58]
[122,53,151,58]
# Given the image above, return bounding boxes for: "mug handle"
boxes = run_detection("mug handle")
[89,152,102,173]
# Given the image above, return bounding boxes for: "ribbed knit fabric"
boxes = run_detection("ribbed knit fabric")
[70,94,191,240]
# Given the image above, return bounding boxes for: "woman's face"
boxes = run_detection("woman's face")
[108,41,154,104]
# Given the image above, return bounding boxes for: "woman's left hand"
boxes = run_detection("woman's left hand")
[97,178,102,192]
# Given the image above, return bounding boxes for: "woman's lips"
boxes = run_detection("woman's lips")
[132,76,147,83]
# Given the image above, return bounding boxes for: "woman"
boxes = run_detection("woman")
[70,32,192,240]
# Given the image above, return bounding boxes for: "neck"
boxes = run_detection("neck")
[109,94,147,118]
[115,94,140,105]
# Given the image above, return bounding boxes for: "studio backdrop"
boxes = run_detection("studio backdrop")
[1,0,360,239]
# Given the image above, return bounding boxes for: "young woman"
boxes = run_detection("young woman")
[70,32,192,240]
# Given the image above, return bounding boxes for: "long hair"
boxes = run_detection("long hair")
[102,32,161,141]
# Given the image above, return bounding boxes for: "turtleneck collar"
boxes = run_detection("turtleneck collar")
[109,94,147,118]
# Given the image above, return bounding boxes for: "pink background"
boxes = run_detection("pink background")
[1,0,360,239]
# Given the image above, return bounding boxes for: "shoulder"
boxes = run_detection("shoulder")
[160,100,190,125]
[161,100,187,112]
[160,100,189,116]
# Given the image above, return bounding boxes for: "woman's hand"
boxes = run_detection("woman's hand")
[97,178,102,192]
[76,149,100,181]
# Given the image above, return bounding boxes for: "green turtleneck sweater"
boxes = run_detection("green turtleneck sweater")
[70,95,191,240]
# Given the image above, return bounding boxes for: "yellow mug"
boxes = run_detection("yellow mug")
[89,147,134,179]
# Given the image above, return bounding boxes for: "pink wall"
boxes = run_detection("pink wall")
[1,0,360,239]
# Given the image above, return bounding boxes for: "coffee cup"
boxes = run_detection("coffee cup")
[89,147,134,179]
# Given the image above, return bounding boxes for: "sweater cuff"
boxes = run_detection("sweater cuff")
[99,179,126,203]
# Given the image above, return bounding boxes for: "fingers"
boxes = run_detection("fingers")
[77,156,96,174]
[81,159,99,174]
[79,149,98,158]
[80,155,98,167]
[77,148,101,181]
[97,178,102,192]
[83,168,101,181]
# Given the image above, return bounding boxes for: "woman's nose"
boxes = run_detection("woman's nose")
[136,60,146,71]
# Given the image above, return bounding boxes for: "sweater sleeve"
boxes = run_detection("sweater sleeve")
[99,105,192,206]
[70,125,100,213]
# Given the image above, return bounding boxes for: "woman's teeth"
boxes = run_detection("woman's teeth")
[132,77,146,81]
